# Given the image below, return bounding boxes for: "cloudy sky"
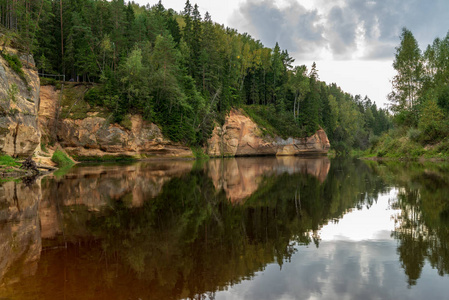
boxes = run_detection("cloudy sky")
[134,0,449,108]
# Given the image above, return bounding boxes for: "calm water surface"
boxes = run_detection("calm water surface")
[1,157,449,299]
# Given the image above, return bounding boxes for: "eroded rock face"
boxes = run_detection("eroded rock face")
[39,85,193,158]
[275,129,331,155]
[0,48,40,157]
[207,110,277,157]
[59,115,192,158]
[207,109,330,157]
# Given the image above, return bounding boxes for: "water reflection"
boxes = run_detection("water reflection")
[208,156,330,203]
[1,158,449,299]
[370,161,449,287]
[0,179,41,287]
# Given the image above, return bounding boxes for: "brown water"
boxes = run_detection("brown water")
[1,157,449,299]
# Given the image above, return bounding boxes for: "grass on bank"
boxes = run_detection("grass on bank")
[363,127,449,160]
[0,155,31,181]
[0,155,21,167]
[51,150,75,167]
[191,147,209,159]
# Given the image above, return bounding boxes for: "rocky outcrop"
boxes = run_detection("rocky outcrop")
[207,110,277,156]
[207,109,330,157]
[275,129,330,155]
[59,115,193,158]
[0,48,40,157]
[39,85,193,159]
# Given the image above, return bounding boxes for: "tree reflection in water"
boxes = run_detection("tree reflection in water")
[376,161,449,287]
[2,158,449,299]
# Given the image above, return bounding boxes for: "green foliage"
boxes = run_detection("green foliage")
[243,105,306,139]
[333,141,350,156]
[61,84,108,120]
[406,127,421,142]
[51,150,75,167]
[389,28,423,116]
[84,86,104,106]
[1,52,25,79]
[40,143,49,153]
[191,146,209,159]
[5,83,18,107]
[437,86,449,112]
[375,28,449,158]
[0,155,20,167]
[418,98,447,143]
[53,166,74,179]
[120,114,133,131]
[39,77,62,89]
[365,128,446,159]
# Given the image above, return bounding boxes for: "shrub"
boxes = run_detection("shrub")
[84,86,104,107]
[333,141,350,156]
[406,127,421,142]
[369,135,380,149]
[439,139,449,151]
[419,98,446,143]
[120,114,133,131]
[1,52,26,83]
[51,150,75,167]
[191,146,209,159]
[377,149,387,157]
[39,77,57,86]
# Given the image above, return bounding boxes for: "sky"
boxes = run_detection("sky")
[133,0,449,108]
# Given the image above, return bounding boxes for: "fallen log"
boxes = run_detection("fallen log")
[35,164,58,171]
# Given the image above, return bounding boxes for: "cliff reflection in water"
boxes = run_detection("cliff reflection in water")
[2,158,449,299]
[208,157,330,203]
[0,179,41,287]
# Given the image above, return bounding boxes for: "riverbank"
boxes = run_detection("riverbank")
[0,155,58,182]
[355,127,449,161]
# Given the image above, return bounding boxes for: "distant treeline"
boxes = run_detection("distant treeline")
[0,0,391,150]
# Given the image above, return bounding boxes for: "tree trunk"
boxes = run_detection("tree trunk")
[293,94,297,119]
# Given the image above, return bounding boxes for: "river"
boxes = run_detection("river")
[1,157,449,299]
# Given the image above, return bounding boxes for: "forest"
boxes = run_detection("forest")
[368,28,449,158]
[0,0,391,153]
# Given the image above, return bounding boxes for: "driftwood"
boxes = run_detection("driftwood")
[20,157,57,172]
[35,164,57,171]
[20,156,38,173]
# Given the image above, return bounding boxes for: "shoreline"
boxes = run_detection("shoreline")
[0,153,331,181]
[360,156,449,162]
